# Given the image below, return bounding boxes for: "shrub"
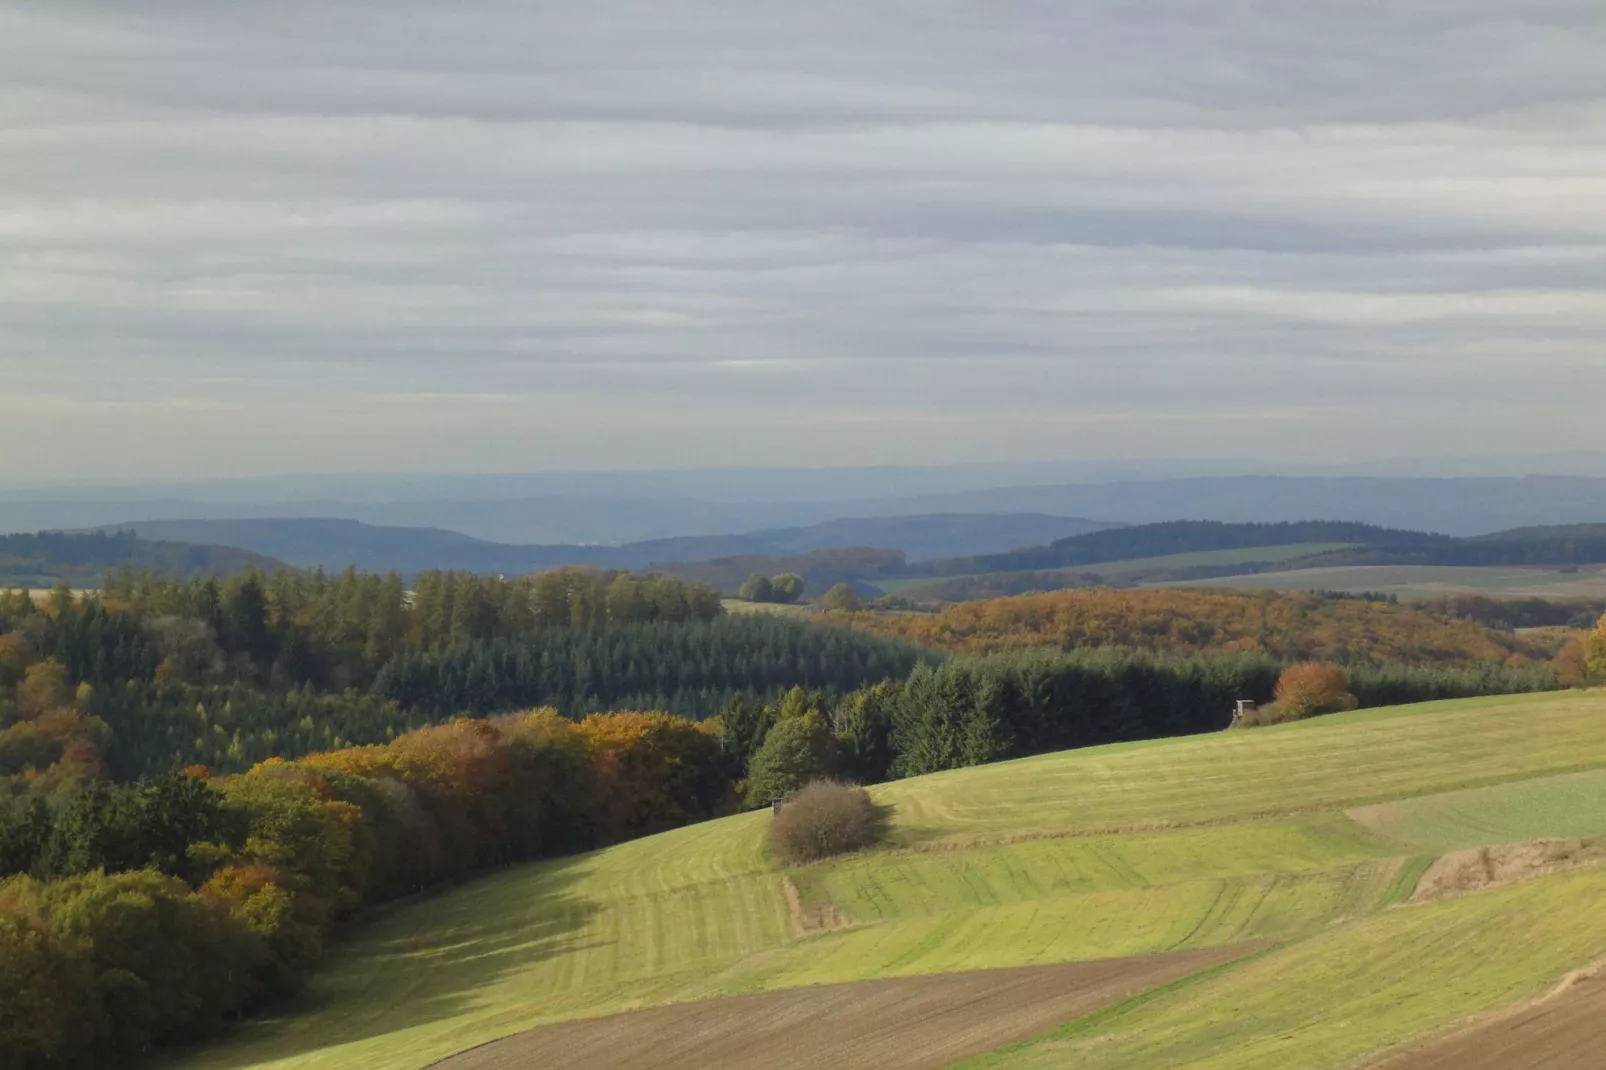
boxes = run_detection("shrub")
[1272,663,1358,721]
[738,573,774,602]
[1588,612,1606,682]
[1555,638,1591,688]
[770,574,805,604]
[821,583,862,612]
[768,779,876,865]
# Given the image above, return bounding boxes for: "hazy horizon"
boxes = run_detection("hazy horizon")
[4,449,1606,498]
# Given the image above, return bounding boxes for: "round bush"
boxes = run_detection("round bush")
[768,779,877,865]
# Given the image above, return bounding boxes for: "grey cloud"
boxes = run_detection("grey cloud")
[1,1,1604,480]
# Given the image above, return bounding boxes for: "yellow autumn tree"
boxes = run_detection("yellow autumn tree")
[1586,611,1606,683]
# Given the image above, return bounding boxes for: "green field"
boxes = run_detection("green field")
[963,865,1606,1070]
[1349,769,1606,851]
[169,689,1606,1070]
[1170,563,1606,599]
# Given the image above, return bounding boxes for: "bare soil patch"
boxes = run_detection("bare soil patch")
[781,874,854,936]
[1411,838,1606,903]
[1376,963,1606,1070]
[428,945,1258,1070]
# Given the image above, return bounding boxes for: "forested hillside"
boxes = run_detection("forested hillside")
[837,588,1559,665]
[0,569,926,781]
[106,513,1113,573]
[0,530,285,587]
[649,547,908,595]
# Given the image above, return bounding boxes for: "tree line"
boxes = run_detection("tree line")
[727,646,1561,805]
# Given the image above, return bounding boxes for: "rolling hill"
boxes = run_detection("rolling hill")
[0,530,286,587]
[834,586,1557,664]
[163,689,1606,1070]
[13,470,1606,543]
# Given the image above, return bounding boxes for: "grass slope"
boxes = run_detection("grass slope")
[1348,769,1606,851]
[962,866,1606,1070]
[169,690,1606,1070]
[881,693,1602,844]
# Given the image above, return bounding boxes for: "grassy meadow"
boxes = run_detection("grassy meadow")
[167,689,1606,1070]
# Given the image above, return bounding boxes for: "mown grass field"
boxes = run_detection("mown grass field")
[169,689,1606,1070]
[962,865,1606,1070]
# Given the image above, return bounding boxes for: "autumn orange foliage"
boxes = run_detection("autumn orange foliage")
[1273,663,1357,719]
[839,588,1544,665]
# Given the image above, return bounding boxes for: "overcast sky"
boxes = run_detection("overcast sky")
[3,1,1604,482]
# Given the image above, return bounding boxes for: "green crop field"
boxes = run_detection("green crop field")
[168,689,1606,1070]
[1348,769,1606,851]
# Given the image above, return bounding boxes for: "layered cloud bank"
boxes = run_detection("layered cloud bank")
[3,2,1604,477]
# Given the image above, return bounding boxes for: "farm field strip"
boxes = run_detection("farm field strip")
[960,864,1606,1070]
[1349,769,1606,851]
[789,814,1395,922]
[710,859,1412,994]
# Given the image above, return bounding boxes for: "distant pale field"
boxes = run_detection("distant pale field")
[165,690,1606,1070]
[10,587,95,601]
[718,598,819,616]
[1167,563,1606,599]
[874,542,1352,595]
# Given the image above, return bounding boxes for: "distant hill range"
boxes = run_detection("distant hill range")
[882,520,1606,602]
[91,514,1114,577]
[9,472,1606,543]
[13,516,1606,600]
[0,531,286,587]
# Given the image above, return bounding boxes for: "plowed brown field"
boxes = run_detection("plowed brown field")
[428,945,1257,1070]
[1379,969,1606,1070]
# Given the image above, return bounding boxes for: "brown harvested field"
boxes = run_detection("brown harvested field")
[428,945,1257,1070]
[1377,967,1606,1070]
